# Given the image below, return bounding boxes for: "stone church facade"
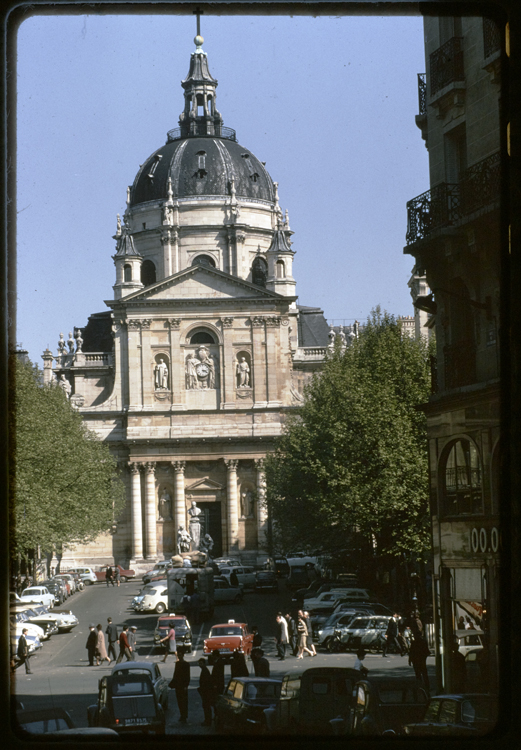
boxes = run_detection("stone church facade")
[41,35,334,567]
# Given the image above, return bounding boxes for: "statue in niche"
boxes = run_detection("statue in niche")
[159,490,173,521]
[177,525,192,554]
[188,501,202,550]
[58,373,71,399]
[236,356,250,387]
[185,347,217,390]
[154,358,169,390]
[240,489,254,518]
[199,533,214,557]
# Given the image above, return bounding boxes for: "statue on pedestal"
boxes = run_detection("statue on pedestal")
[236,356,250,387]
[188,501,202,550]
[154,358,169,390]
[199,533,214,557]
[158,490,172,521]
[240,489,254,518]
[177,525,191,554]
[58,373,71,399]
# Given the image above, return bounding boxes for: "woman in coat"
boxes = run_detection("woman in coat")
[296,615,314,659]
[95,623,111,665]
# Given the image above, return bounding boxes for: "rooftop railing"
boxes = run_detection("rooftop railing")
[167,125,237,142]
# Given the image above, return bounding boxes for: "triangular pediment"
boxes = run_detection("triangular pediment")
[185,477,224,492]
[118,265,287,303]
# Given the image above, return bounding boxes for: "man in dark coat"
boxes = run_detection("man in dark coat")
[127,625,137,661]
[251,648,270,677]
[286,614,298,656]
[210,652,226,695]
[105,617,118,662]
[86,624,98,666]
[14,629,32,674]
[105,566,114,587]
[251,626,262,649]
[382,614,403,656]
[198,658,215,727]
[170,649,191,723]
[230,649,249,677]
[408,635,431,694]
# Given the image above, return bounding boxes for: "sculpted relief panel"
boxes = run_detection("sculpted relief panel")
[185,345,219,390]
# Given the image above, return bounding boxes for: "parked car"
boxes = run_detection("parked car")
[65,566,98,584]
[24,603,78,634]
[10,591,22,604]
[203,620,254,661]
[87,668,166,735]
[311,603,387,634]
[304,589,367,616]
[133,583,169,614]
[215,677,282,732]
[454,629,485,657]
[142,561,172,584]
[213,557,241,568]
[50,577,69,600]
[95,564,136,583]
[350,677,429,735]
[153,614,192,653]
[11,631,42,661]
[285,563,314,590]
[14,707,119,738]
[63,571,84,590]
[332,600,392,616]
[10,613,47,641]
[214,576,243,604]
[53,574,75,595]
[315,610,370,649]
[403,693,498,736]
[111,662,169,712]
[333,615,392,652]
[266,667,361,734]
[292,579,325,605]
[219,566,256,590]
[51,608,80,631]
[19,586,55,609]
[265,556,290,578]
[41,579,65,605]
[254,571,278,593]
[12,606,58,638]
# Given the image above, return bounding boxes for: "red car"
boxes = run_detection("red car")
[203,620,254,661]
[95,565,136,583]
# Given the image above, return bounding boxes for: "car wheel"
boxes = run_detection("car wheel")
[234,594,243,604]
[156,603,166,614]
[121,576,128,583]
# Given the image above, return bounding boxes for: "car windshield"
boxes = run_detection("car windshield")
[209,627,242,637]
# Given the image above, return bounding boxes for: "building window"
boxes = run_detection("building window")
[444,125,467,184]
[251,257,267,287]
[442,439,483,516]
[190,330,216,345]
[276,260,285,278]
[124,264,132,282]
[192,255,216,268]
[141,259,156,286]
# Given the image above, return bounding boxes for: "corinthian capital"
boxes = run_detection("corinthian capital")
[172,460,186,474]
[145,461,156,474]
[224,459,239,471]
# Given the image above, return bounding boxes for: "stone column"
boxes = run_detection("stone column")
[224,459,239,552]
[172,461,187,539]
[129,463,143,559]
[254,458,268,551]
[144,462,157,559]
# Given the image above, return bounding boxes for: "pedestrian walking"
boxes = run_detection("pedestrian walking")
[303,611,317,656]
[116,624,133,663]
[408,634,430,695]
[160,622,177,663]
[285,613,298,656]
[169,648,191,724]
[251,625,262,650]
[210,651,226,695]
[354,648,369,677]
[95,623,111,665]
[86,624,98,666]
[397,613,409,655]
[197,658,215,727]
[276,613,289,660]
[13,629,32,674]
[251,648,270,677]
[296,615,313,658]
[113,566,121,587]
[105,617,118,662]
[230,649,249,677]
[127,625,138,661]
[382,614,403,656]
[409,610,423,638]
[105,566,114,587]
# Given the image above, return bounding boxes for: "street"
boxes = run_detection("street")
[11,578,437,735]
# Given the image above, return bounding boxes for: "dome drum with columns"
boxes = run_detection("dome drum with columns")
[41,31,332,570]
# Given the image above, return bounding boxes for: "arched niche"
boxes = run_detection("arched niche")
[192,254,216,268]
[236,350,252,388]
[153,352,170,391]
[141,259,157,286]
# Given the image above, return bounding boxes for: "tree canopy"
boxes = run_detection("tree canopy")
[265,308,432,561]
[9,356,126,562]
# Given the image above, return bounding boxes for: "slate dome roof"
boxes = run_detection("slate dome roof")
[130,135,275,206]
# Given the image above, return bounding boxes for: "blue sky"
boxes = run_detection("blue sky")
[16,12,429,363]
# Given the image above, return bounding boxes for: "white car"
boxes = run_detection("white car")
[54,574,77,593]
[52,609,80,630]
[20,586,55,609]
[219,566,256,590]
[11,632,42,659]
[303,589,369,614]
[66,566,98,584]
[133,583,169,613]
[10,614,47,641]
[455,629,484,657]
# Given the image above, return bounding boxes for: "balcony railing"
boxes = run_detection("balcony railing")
[444,339,476,389]
[430,37,465,95]
[167,125,237,142]
[417,73,427,115]
[406,151,500,244]
[483,16,502,59]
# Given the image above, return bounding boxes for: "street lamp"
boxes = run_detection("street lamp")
[410,572,420,612]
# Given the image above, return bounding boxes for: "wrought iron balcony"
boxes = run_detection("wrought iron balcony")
[483,16,501,59]
[417,73,427,115]
[167,124,237,142]
[430,37,465,96]
[406,151,500,245]
[444,339,476,389]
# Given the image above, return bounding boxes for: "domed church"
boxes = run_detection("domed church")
[42,32,333,568]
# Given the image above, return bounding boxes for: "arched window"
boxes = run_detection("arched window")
[251,257,267,287]
[124,264,132,282]
[141,260,156,286]
[190,330,216,345]
[192,255,216,268]
[442,438,483,516]
[276,260,285,279]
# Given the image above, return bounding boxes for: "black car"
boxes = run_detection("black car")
[215,677,282,732]
[404,694,498,736]
[292,579,324,605]
[41,579,65,605]
[254,571,278,593]
[351,677,429,735]
[87,670,166,735]
[15,707,118,738]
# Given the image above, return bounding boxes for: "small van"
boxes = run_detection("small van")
[66,567,97,584]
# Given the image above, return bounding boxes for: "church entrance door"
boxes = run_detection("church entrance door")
[197,501,223,558]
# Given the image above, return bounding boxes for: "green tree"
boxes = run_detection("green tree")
[265,308,432,561]
[9,356,126,563]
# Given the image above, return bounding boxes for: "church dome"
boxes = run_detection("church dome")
[130,134,275,205]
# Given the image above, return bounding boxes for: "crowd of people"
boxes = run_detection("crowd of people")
[84,618,138,666]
